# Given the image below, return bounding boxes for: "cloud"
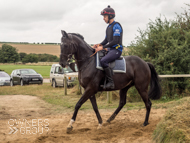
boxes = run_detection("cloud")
[0,0,189,46]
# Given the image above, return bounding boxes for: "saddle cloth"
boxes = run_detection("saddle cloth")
[96,51,126,73]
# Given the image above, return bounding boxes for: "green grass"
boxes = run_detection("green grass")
[0,64,51,78]
[153,97,190,143]
[0,83,185,111]
[0,83,148,110]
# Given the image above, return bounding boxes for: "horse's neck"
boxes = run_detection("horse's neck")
[74,42,94,70]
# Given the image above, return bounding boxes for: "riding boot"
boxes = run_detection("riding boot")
[104,67,115,89]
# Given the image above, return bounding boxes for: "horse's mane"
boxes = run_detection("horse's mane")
[69,33,84,40]
[69,33,93,51]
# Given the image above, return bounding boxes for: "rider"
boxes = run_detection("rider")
[94,5,123,89]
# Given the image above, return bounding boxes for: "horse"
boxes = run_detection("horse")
[59,30,162,133]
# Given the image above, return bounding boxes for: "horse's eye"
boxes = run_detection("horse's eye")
[63,43,69,47]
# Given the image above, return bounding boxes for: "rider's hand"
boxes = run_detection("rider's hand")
[93,44,99,49]
[95,45,103,52]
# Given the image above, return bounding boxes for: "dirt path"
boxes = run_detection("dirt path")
[0,95,165,143]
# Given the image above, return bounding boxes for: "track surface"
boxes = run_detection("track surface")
[0,95,165,143]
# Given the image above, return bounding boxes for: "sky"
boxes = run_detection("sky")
[0,0,189,46]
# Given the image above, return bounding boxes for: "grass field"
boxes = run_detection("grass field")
[0,64,51,78]
[0,43,60,57]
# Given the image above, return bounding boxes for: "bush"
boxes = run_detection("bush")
[128,4,190,98]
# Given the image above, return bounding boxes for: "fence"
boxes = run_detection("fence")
[64,74,190,103]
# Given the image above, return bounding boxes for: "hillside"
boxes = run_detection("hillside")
[0,43,60,57]
[0,43,129,57]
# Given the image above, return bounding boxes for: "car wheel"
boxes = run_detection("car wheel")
[10,80,14,86]
[20,79,24,86]
[52,80,57,88]
[38,81,43,85]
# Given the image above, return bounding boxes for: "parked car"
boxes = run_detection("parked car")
[10,69,43,86]
[50,64,78,88]
[0,71,10,86]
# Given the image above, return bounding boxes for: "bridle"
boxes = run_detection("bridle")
[60,34,95,71]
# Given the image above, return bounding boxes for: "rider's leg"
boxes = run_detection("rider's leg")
[100,49,121,89]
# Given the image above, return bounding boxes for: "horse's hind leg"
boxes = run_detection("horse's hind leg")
[90,95,102,129]
[107,85,132,123]
[135,86,152,126]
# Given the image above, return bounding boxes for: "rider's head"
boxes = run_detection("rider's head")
[101,5,115,24]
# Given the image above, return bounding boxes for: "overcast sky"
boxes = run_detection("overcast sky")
[0,0,189,46]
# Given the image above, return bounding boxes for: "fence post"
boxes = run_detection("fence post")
[107,91,112,103]
[64,76,67,95]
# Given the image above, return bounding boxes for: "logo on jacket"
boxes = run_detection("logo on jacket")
[114,29,120,35]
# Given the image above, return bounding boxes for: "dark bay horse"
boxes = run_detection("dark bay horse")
[59,30,162,133]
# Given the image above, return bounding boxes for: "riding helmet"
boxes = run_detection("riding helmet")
[101,5,115,19]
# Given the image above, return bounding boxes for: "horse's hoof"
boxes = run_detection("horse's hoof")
[142,122,149,127]
[106,120,111,123]
[66,126,73,133]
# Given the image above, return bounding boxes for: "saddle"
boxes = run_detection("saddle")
[96,50,126,73]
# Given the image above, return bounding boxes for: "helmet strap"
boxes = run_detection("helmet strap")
[108,15,113,24]
[108,15,111,24]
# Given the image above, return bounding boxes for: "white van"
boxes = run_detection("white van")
[50,64,78,88]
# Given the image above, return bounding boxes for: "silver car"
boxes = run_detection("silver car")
[50,64,77,88]
[0,71,10,86]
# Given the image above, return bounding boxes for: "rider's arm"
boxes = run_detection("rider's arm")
[102,36,120,49]
[100,37,108,46]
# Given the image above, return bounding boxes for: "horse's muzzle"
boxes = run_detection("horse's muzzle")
[59,62,66,68]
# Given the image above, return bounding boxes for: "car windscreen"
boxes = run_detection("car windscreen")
[20,69,37,74]
[0,72,10,77]
[63,67,73,73]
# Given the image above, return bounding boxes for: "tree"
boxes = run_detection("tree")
[22,54,38,63]
[0,44,19,63]
[19,52,27,61]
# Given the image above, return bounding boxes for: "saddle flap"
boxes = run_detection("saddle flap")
[96,51,126,73]
[109,56,123,68]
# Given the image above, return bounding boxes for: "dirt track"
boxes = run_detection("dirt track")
[0,95,165,143]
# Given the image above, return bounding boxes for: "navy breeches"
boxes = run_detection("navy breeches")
[100,49,122,68]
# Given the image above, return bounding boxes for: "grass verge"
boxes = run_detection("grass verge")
[153,97,190,143]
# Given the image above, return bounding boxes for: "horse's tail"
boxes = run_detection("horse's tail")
[147,62,162,100]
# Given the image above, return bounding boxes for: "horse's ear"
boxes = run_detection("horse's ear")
[61,30,69,38]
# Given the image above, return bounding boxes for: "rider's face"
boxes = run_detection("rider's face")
[103,15,109,23]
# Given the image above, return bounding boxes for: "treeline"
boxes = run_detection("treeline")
[19,53,59,63]
[0,44,59,63]
[128,4,190,99]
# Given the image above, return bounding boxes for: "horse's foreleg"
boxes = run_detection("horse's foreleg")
[66,89,95,133]
[90,95,102,129]
[107,86,130,123]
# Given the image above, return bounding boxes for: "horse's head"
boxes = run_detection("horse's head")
[59,30,76,68]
